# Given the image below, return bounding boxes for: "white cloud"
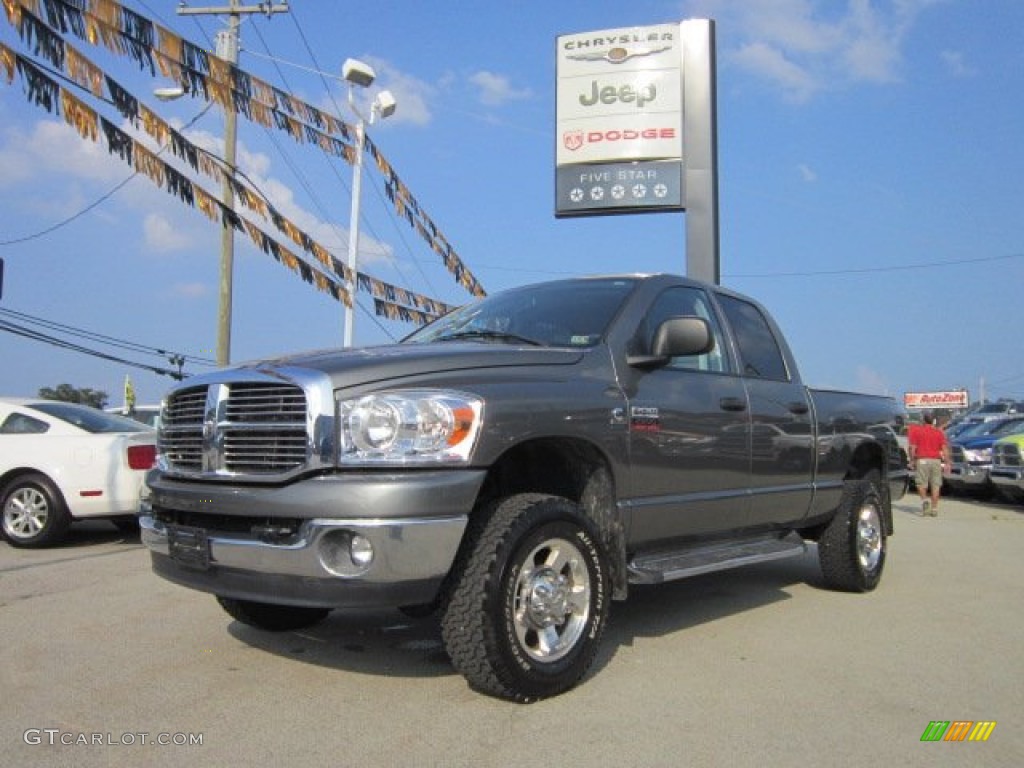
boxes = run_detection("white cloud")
[733,41,820,102]
[144,212,192,252]
[468,71,533,106]
[856,364,890,396]
[941,50,975,77]
[361,57,435,126]
[797,163,818,182]
[688,0,941,101]
[170,282,209,298]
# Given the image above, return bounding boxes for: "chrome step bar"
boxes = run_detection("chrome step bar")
[627,531,806,584]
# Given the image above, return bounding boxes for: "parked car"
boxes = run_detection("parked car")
[990,434,1024,503]
[946,416,1024,497]
[0,398,156,547]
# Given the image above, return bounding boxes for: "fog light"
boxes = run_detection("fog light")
[350,534,374,566]
[319,530,374,577]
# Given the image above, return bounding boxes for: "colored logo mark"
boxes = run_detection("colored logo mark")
[920,721,996,742]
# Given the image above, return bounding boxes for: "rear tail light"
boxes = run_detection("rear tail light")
[127,444,157,470]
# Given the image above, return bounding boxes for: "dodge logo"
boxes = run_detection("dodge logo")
[563,131,584,151]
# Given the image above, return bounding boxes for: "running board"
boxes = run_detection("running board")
[627,532,807,584]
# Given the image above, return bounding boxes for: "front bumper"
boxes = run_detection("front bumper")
[990,465,1024,492]
[946,463,990,488]
[141,469,485,609]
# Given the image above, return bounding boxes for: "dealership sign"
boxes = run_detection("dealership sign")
[556,23,685,216]
[904,390,970,410]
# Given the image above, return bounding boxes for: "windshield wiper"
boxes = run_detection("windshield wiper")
[435,330,543,347]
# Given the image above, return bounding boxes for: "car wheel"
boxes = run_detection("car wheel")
[818,471,886,592]
[1,473,71,548]
[441,494,610,702]
[216,597,330,631]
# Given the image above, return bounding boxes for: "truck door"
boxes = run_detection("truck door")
[715,294,815,527]
[624,286,752,546]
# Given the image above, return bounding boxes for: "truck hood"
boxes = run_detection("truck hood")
[241,342,586,388]
[956,433,1021,450]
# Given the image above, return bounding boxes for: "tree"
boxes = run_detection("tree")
[38,384,109,409]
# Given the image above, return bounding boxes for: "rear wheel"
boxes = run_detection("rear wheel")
[216,597,330,631]
[442,494,610,702]
[819,472,887,592]
[1,473,71,548]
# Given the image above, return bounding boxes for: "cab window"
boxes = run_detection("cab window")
[716,294,789,381]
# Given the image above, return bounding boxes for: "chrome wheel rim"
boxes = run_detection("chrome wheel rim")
[3,487,50,540]
[856,503,883,572]
[512,536,591,663]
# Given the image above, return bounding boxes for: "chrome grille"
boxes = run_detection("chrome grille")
[993,442,1022,468]
[159,381,309,477]
[159,386,207,471]
[222,383,308,473]
[950,445,965,463]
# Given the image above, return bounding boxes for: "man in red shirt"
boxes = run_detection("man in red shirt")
[908,412,950,516]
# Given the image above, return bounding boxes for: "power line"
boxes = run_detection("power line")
[726,252,1023,278]
[0,318,193,379]
[0,307,216,366]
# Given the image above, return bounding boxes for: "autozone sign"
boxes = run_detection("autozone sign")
[904,390,970,410]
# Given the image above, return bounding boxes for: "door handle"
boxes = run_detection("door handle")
[788,401,810,415]
[719,397,747,412]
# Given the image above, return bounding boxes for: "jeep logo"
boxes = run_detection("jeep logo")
[579,80,657,109]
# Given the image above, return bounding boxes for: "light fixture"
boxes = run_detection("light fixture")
[153,86,186,102]
[342,57,376,88]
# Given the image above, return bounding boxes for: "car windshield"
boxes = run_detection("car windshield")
[404,278,638,348]
[991,418,1024,437]
[28,401,150,434]
[957,419,1017,440]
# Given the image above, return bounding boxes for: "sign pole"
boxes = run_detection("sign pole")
[680,19,720,285]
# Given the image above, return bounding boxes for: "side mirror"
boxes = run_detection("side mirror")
[628,316,714,369]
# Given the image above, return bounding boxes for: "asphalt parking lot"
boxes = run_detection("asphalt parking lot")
[2,494,1021,768]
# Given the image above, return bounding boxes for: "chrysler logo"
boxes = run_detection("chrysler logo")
[567,45,671,65]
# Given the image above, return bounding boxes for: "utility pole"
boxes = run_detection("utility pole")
[176,1,289,367]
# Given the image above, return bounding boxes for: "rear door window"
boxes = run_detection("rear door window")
[717,295,789,381]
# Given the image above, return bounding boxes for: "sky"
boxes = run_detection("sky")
[1,0,1022,409]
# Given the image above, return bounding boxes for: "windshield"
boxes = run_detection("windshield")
[405,278,638,348]
[991,418,1024,437]
[29,401,150,434]
[957,418,1019,440]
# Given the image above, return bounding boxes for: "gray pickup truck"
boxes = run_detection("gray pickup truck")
[141,274,906,701]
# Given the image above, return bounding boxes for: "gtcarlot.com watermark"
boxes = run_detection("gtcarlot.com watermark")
[23,729,203,747]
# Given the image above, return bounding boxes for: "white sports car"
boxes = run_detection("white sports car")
[0,398,156,547]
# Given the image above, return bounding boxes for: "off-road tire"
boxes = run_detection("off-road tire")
[1,473,71,548]
[216,597,330,631]
[819,471,887,592]
[441,494,610,702]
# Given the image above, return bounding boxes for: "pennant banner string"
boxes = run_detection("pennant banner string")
[6,0,486,299]
[0,41,455,323]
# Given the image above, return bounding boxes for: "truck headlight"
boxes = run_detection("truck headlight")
[338,390,483,464]
[963,447,992,464]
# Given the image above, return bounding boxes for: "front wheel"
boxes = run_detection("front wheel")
[216,597,330,631]
[818,472,887,592]
[441,494,610,702]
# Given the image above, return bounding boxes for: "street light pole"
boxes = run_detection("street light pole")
[176,0,288,367]
[342,115,365,350]
[341,58,396,348]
